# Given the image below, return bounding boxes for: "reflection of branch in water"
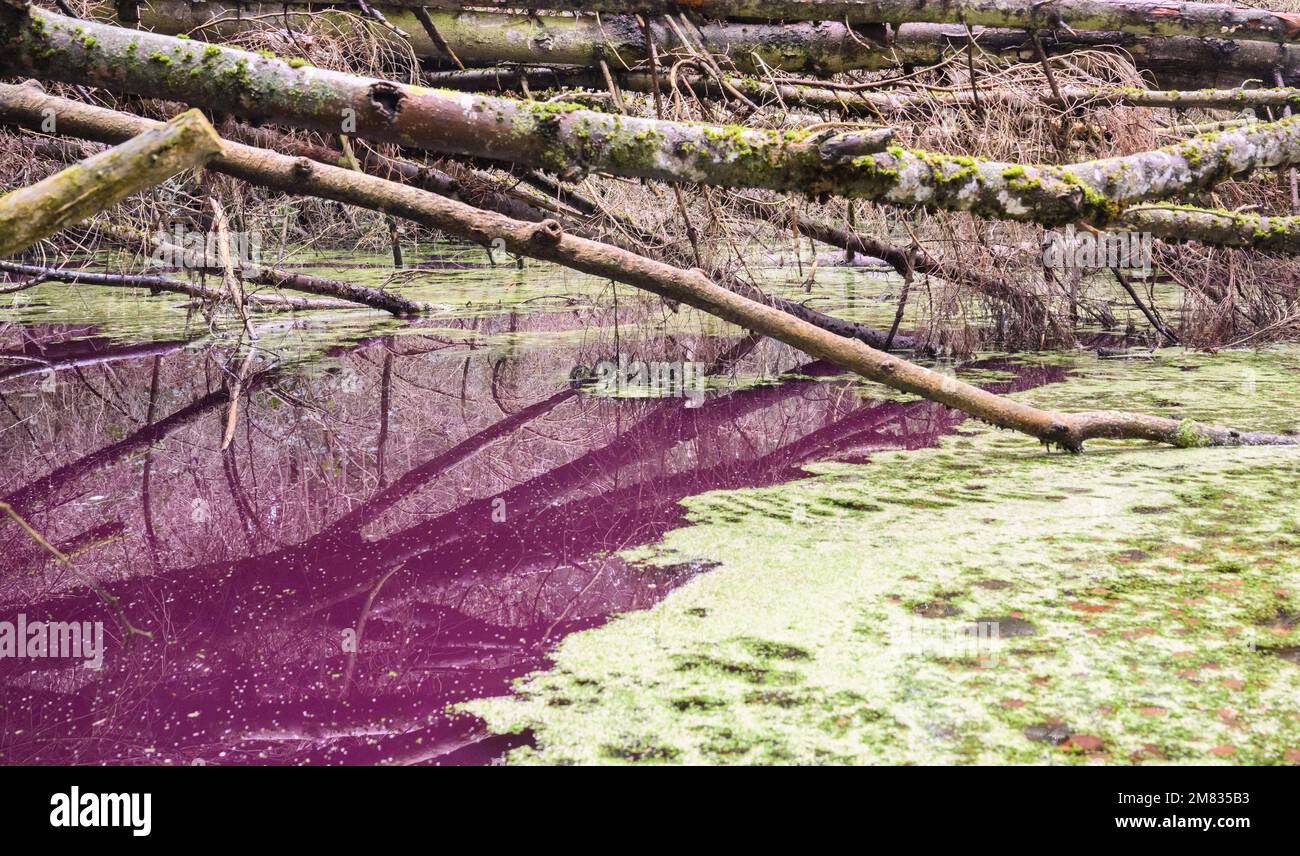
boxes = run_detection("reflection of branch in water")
[0,366,1044,763]
[377,338,394,488]
[326,386,579,537]
[0,500,151,641]
[339,562,405,701]
[141,356,163,568]
[55,519,126,560]
[0,339,185,384]
[1,372,271,517]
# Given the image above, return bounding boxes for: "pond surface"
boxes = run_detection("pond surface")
[0,246,1072,764]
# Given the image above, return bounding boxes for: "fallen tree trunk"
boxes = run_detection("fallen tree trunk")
[930,25,1300,90]
[0,105,1284,451]
[367,0,1300,46]
[202,167,1294,451]
[220,121,561,225]
[7,9,1300,227]
[794,214,1061,334]
[114,1,891,75]
[0,107,221,257]
[869,84,1300,112]
[1117,205,1300,254]
[93,2,1300,87]
[428,66,1300,117]
[0,82,919,351]
[654,77,1300,116]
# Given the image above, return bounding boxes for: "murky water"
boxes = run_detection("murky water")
[0,249,1063,764]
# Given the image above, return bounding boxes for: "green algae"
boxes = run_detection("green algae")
[466,348,1300,765]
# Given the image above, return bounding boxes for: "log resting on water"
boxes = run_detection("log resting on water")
[0,107,221,257]
[0,259,360,310]
[7,9,1300,228]
[0,90,1289,451]
[101,224,437,314]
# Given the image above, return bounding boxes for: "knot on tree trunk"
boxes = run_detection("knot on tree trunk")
[526,219,564,245]
[1043,420,1083,453]
[367,82,406,122]
[815,128,896,163]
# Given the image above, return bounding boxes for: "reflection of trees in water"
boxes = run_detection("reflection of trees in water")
[0,310,1063,765]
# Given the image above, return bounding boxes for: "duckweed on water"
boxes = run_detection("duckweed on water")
[466,348,1300,765]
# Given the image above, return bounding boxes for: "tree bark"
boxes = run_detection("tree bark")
[0,107,221,257]
[360,0,1300,46]
[0,82,917,350]
[0,95,1286,451]
[220,121,561,225]
[926,25,1300,89]
[114,0,891,75]
[428,65,1300,117]
[90,2,1300,87]
[1117,205,1300,253]
[7,9,1300,228]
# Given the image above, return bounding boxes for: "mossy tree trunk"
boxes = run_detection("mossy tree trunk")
[0,81,918,351]
[0,107,221,257]
[7,9,1300,228]
[0,87,1289,451]
[90,2,1300,87]
[108,0,891,75]
[370,0,1300,46]
[1117,206,1300,253]
[428,65,1300,117]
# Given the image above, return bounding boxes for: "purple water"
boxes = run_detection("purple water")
[0,312,1062,765]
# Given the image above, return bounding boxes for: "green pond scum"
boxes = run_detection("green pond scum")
[466,347,1300,765]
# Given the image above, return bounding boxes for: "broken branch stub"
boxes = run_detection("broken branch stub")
[0,107,222,257]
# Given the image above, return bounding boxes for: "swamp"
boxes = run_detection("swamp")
[0,0,1298,770]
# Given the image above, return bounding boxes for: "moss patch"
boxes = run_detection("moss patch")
[466,348,1300,764]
